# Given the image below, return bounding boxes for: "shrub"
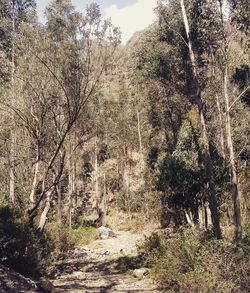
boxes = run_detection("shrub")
[242,223,250,249]
[0,206,52,278]
[139,227,250,292]
[0,207,97,278]
[45,222,97,258]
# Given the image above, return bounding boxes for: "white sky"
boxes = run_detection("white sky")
[104,0,157,44]
[36,0,157,44]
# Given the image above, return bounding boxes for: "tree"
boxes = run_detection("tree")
[0,0,36,206]
[179,0,221,238]
[1,1,120,233]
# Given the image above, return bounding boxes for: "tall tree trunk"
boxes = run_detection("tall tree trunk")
[223,66,242,244]
[198,204,205,228]
[67,137,76,228]
[215,93,226,159]
[56,150,66,225]
[56,182,62,225]
[29,146,40,209]
[205,202,212,228]
[103,173,107,217]
[137,110,143,152]
[211,50,226,159]
[68,158,73,229]
[180,0,221,238]
[9,130,15,206]
[37,190,52,235]
[185,209,195,227]
[9,3,16,207]
[94,137,100,212]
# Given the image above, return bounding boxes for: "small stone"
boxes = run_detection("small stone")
[72,271,85,278]
[37,279,55,292]
[132,268,149,279]
[98,226,110,239]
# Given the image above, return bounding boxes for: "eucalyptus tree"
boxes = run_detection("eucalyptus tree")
[2,1,120,233]
[0,0,36,206]
[134,0,223,237]
[151,0,248,241]
[182,0,224,238]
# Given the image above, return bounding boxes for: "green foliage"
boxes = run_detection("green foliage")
[232,64,250,107]
[105,169,123,193]
[0,204,98,277]
[45,222,97,257]
[0,206,52,278]
[154,110,206,211]
[242,223,250,249]
[139,228,250,292]
[230,0,250,32]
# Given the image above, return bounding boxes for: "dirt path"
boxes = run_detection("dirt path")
[51,230,160,293]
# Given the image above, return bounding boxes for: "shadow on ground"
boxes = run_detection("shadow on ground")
[50,253,154,292]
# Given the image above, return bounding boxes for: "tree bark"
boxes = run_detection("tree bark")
[37,190,52,235]
[94,137,100,212]
[9,2,16,207]
[137,110,143,152]
[215,92,226,159]
[223,66,242,244]
[29,147,40,209]
[198,204,204,228]
[9,131,15,206]
[211,50,226,159]
[56,182,62,225]
[180,0,221,238]
[68,151,74,229]
[185,209,195,227]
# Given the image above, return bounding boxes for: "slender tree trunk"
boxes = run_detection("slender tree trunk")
[67,136,76,228]
[9,130,15,206]
[137,110,143,152]
[68,160,73,229]
[123,146,131,219]
[185,209,195,227]
[103,173,107,217]
[29,147,40,209]
[217,0,242,245]
[211,51,226,159]
[180,0,221,238]
[198,204,204,228]
[216,92,226,159]
[223,67,242,244]
[56,182,62,225]
[37,190,52,235]
[9,3,16,207]
[94,137,100,212]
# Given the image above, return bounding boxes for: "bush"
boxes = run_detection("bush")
[45,222,97,258]
[138,227,250,292]
[0,206,52,278]
[243,223,250,249]
[0,206,98,278]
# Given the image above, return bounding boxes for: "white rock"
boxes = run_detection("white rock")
[133,268,149,278]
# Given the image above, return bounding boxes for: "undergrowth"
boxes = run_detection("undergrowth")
[138,226,250,293]
[0,206,97,278]
[45,222,98,258]
[0,206,52,278]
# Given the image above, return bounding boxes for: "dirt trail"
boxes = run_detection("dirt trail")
[51,230,160,293]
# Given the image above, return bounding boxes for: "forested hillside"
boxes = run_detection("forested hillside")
[0,0,249,292]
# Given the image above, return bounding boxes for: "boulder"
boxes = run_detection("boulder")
[132,268,149,279]
[98,226,110,239]
[98,226,116,239]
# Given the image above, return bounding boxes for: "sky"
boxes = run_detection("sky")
[36,0,157,44]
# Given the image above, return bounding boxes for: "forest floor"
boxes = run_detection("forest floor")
[50,229,161,293]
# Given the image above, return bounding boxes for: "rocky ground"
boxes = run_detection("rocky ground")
[50,230,160,293]
[0,230,160,293]
[0,265,45,293]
